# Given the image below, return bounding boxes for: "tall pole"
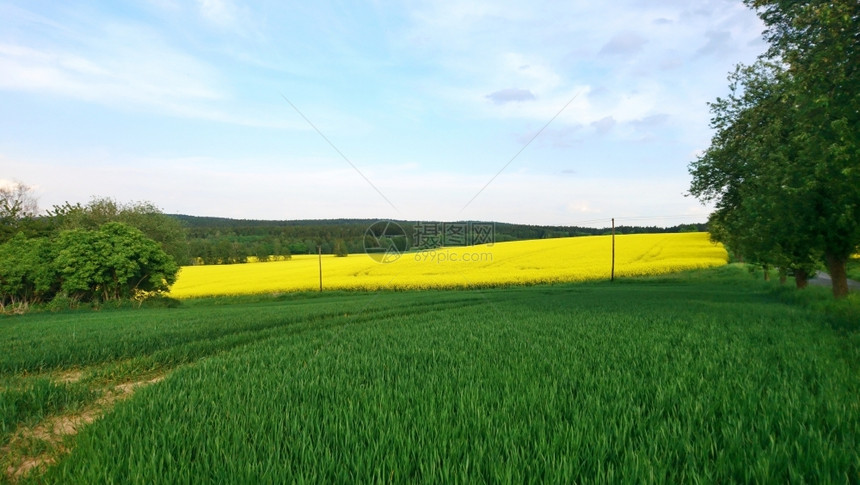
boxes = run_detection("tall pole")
[318,245,323,292]
[611,218,615,282]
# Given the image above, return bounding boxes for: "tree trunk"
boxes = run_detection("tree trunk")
[763,266,770,281]
[779,268,787,285]
[825,253,849,299]
[794,268,808,289]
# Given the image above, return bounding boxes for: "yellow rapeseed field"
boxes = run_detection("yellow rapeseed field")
[169,232,727,298]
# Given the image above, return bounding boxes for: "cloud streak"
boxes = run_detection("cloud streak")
[599,31,648,56]
[485,88,536,105]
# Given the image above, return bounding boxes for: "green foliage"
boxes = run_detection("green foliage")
[694,63,813,268]
[1,268,856,482]
[45,294,78,313]
[177,215,707,264]
[0,194,185,309]
[0,222,178,309]
[54,223,178,302]
[0,234,57,310]
[137,294,181,309]
[690,0,860,297]
[333,238,348,257]
[847,258,860,282]
[762,272,860,332]
[51,198,189,265]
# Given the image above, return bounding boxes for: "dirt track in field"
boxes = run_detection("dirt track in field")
[3,374,165,483]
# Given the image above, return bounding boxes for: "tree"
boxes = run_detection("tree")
[254,241,272,263]
[0,181,38,219]
[333,239,348,257]
[54,222,178,302]
[288,241,307,255]
[0,181,40,242]
[691,0,859,298]
[691,61,834,289]
[746,0,860,298]
[0,234,57,310]
[276,240,292,261]
[51,197,190,265]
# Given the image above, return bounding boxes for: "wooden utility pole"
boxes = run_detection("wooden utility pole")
[318,245,323,292]
[611,218,615,282]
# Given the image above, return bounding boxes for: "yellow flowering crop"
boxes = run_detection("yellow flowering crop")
[169,232,727,298]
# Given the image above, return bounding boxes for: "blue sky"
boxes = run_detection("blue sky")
[0,0,766,226]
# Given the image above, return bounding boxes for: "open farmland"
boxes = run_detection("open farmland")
[170,232,727,297]
[1,266,858,483]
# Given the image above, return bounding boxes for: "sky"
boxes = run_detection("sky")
[0,0,768,227]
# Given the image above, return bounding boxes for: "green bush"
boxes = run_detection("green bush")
[45,294,77,313]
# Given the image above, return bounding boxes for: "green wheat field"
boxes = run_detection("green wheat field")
[1,265,858,483]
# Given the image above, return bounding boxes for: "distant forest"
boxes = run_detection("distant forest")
[172,215,706,265]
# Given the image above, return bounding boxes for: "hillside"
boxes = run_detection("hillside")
[169,214,707,264]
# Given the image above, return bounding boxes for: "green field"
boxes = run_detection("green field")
[1,265,858,483]
[848,257,860,282]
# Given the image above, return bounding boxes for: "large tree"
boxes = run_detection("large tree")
[691,62,819,286]
[53,222,179,302]
[752,0,859,297]
[691,0,859,298]
[50,197,189,265]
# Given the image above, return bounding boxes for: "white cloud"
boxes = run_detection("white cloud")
[194,0,258,36]
[591,116,616,135]
[398,0,764,140]
[0,22,223,109]
[599,31,648,56]
[196,0,234,25]
[0,32,305,130]
[485,88,536,105]
[696,30,734,57]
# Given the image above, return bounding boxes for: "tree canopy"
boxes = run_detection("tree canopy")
[50,197,189,265]
[0,222,178,311]
[54,223,178,302]
[690,0,859,297]
[0,191,182,312]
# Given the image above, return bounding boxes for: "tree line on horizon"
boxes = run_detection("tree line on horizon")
[173,214,705,265]
[1,181,709,311]
[689,0,858,298]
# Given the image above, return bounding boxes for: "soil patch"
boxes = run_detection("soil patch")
[3,375,166,482]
